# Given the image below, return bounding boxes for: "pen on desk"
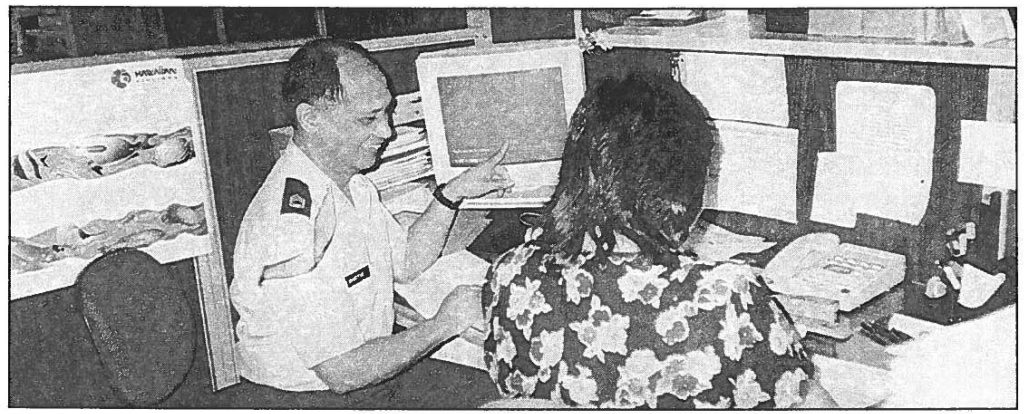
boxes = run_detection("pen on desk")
[875,318,914,343]
[859,321,892,346]
[868,319,904,344]
[867,320,896,343]
[888,326,914,343]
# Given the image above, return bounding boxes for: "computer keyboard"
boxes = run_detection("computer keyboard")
[461,185,556,209]
[479,185,555,199]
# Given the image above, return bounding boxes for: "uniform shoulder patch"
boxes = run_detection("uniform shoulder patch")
[281,177,312,217]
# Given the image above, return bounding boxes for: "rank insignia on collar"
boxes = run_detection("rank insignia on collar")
[281,177,311,217]
[289,194,305,210]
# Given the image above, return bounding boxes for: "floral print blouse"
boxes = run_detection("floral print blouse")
[482,229,814,409]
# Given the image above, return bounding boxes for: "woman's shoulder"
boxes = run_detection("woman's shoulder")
[492,225,548,262]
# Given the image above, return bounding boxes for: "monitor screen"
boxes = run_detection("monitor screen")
[416,40,585,208]
[437,67,568,167]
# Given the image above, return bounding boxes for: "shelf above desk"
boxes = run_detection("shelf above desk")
[593,21,1016,68]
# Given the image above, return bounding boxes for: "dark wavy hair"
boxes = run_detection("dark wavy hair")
[538,72,716,263]
[281,38,378,126]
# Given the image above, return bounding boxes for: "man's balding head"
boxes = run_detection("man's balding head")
[282,39,384,120]
[283,38,395,178]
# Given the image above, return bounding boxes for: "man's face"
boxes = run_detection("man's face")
[311,60,394,174]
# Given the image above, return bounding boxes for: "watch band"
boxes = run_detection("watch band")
[433,183,462,210]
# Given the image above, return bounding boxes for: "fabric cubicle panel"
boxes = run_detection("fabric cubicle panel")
[708,57,990,291]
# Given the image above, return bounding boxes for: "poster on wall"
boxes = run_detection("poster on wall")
[10,58,212,300]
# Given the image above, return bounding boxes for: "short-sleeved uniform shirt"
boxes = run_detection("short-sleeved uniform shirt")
[231,141,408,391]
[483,230,814,408]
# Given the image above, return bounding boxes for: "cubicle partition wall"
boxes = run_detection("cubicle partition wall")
[595,18,1017,324]
[708,58,1003,321]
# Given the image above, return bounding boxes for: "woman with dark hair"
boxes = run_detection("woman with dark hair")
[481,73,834,408]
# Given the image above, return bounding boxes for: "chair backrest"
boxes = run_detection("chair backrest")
[76,248,196,406]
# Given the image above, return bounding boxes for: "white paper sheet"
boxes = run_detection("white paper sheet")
[810,82,936,227]
[835,82,936,157]
[886,313,944,341]
[856,161,932,225]
[684,222,777,262]
[395,249,491,370]
[957,263,1007,308]
[958,120,1016,190]
[810,153,858,228]
[680,53,790,127]
[811,151,932,227]
[813,355,892,408]
[987,68,1015,123]
[882,305,1016,408]
[983,69,1015,260]
[703,121,799,223]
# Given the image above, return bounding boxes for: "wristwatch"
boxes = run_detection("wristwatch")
[433,183,463,210]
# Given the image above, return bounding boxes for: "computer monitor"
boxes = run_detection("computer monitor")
[416,40,585,209]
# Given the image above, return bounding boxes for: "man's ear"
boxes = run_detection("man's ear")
[295,102,319,131]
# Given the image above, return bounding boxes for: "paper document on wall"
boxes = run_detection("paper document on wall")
[680,53,790,127]
[835,82,936,156]
[395,249,491,370]
[810,153,859,227]
[811,82,935,227]
[987,68,1015,123]
[858,161,933,225]
[703,121,798,223]
[810,152,932,227]
[958,120,1016,190]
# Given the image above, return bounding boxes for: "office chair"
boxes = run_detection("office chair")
[76,248,196,406]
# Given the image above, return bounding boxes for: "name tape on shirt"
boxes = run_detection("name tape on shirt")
[345,265,371,288]
[281,177,311,217]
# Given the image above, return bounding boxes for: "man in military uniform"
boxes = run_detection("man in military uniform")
[230,39,512,407]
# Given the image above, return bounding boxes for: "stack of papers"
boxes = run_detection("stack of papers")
[625,9,711,27]
[395,249,491,370]
[365,125,433,190]
[682,222,777,262]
